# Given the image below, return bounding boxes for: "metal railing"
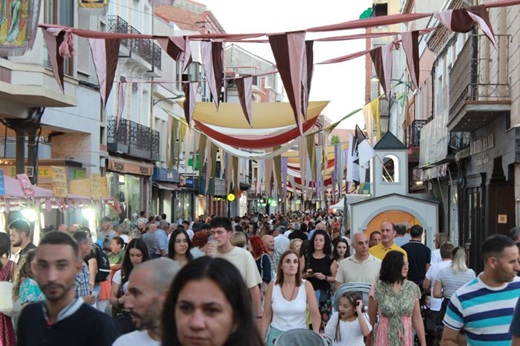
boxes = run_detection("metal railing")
[405,119,429,148]
[449,34,510,119]
[106,15,162,71]
[107,118,160,160]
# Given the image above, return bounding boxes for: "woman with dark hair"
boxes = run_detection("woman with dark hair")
[161,256,264,346]
[109,238,150,336]
[367,251,426,346]
[262,250,320,345]
[332,238,349,280]
[167,229,193,267]
[300,229,336,332]
[0,232,16,346]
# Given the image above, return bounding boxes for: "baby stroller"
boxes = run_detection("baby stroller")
[333,282,372,312]
[274,329,331,346]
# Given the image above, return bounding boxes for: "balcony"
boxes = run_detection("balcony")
[405,119,429,148]
[448,34,510,132]
[107,118,160,161]
[106,15,162,72]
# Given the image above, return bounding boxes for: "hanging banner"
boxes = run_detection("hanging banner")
[91,173,103,200]
[0,0,43,56]
[51,166,68,198]
[79,0,109,8]
[16,174,34,197]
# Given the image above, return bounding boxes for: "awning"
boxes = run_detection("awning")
[153,182,180,191]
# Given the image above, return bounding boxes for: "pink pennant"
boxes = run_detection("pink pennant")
[89,38,121,108]
[42,28,75,93]
[201,41,224,109]
[236,76,253,127]
[401,31,419,89]
[156,35,192,71]
[269,32,307,135]
[370,43,394,100]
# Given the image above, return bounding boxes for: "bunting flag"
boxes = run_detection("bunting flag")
[232,155,239,194]
[156,36,192,72]
[236,76,253,127]
[200,41,224,109]
[269,32,308,135]
[315,145,323,201]
[282,156,288,198]
[298,137,307,198]
[208,143,218,195]
[346,133,360,183]
[182,82,198,127]
[88,38,121,108]
[363,98,380,142]
[256,160,264,195]
[370,43,393,100]
[356,125,375,170]
[225,152,232,193]
[273,149,282,197]
[167,117,178,170]
[434,5,496,47]
[401,31,420,89]
[198,134,207,178]
[306,134,316,180]
[177,121,187,171]
[334,143,343,201]
[302,40,314,119]
[265,158,273,197]
[42,28,75,92]
[204,140,212,193]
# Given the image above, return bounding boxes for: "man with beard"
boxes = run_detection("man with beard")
[9,218,36,264]
[17,231,115,346]
[442,234,520,345]
[113,258,180,345]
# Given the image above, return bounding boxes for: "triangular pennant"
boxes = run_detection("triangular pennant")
[182,82,198,127]
[88,38,121,108]
[370,43,393,100]
[401,31,420,89]
[269,32,307,135]
[42,28,68,92]
[301,40,314,119]
[156,36,185,61]
[200,41,224,110]
[236,76,253,127]
[116,81,127,127]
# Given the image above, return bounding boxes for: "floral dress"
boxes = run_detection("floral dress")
[370,279,420,346]
[19,277,45,305]
[0,260,16,346]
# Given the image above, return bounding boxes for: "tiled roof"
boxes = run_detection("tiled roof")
[155,6,205,31]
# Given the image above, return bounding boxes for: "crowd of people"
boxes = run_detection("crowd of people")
[1,210,520,345]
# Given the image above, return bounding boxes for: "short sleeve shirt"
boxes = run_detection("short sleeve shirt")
[216,246,262,289]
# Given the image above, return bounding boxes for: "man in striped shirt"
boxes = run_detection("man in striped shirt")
[442,234,520,345]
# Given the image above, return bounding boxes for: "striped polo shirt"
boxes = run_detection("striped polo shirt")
[443,275,520,345]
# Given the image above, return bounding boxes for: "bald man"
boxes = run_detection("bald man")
[262,235,281,272]
[368,222,407,260]
[114,258,180,345]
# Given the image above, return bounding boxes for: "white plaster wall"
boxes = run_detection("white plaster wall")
[351,194,438,249]
[372,149,408,196]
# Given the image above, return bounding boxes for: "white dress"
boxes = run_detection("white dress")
[324,311,372,346]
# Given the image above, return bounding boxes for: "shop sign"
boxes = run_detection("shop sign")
[108,157,153,176]
[51,166,68,197]
[470,133,494,155]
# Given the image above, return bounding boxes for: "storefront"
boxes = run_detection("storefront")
[106,156,153,223]
[151,167,180,222]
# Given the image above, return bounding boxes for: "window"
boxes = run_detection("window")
[44,0,74,76]
[382,155,399,183]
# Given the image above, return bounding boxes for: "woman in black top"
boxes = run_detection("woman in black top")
[299,229,336,332]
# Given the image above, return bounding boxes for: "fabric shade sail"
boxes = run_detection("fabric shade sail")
[176,100,328,129]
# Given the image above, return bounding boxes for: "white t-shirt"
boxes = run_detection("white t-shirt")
[112,270,128,293]
[324,311,372,346]
[113,330,159,346]
[216,246,262,289]
[424,260,451,311]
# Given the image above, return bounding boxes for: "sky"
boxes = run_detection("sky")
[201,0,373,129]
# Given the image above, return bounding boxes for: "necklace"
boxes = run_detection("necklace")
[282,283,297,301]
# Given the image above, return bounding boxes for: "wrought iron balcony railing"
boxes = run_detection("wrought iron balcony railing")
[405,119,429,148]
[449,34,510,121]
[106,15,162,71]
[107,118,160,161]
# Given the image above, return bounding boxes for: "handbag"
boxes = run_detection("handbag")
[0,281,14,316]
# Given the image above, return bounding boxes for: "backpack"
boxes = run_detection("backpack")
[93,243,111,283]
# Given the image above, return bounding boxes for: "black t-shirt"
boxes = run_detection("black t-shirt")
[17,301,116,346]
[306,254,333,291]
[18,243,37,264]
[402,240,431,285]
